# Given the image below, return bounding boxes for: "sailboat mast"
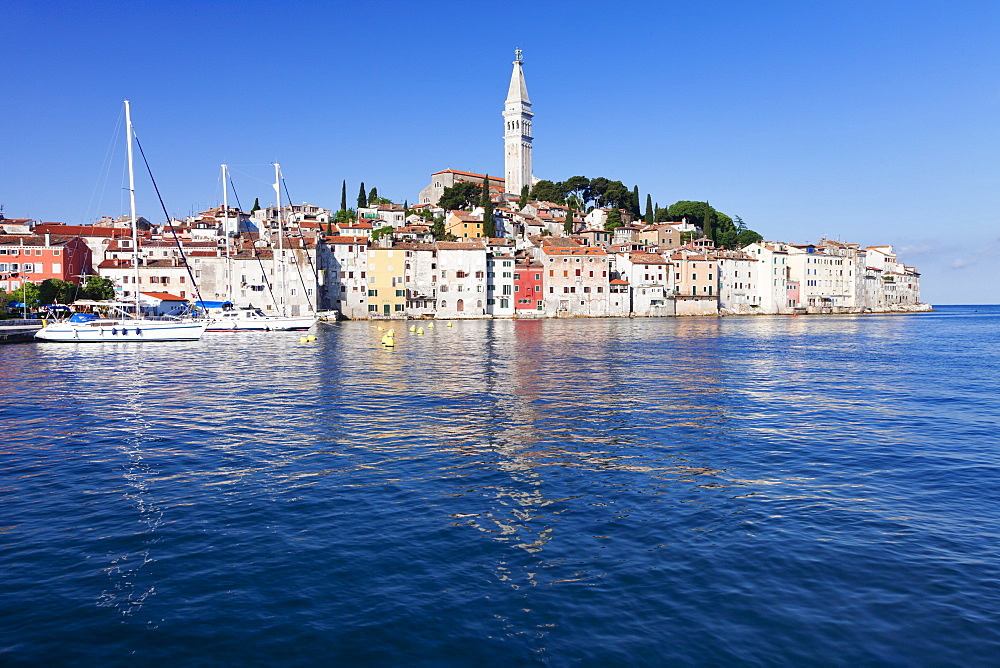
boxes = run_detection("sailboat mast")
[274,162,286,316]
[222,164,232,302]
[125,99,139,317]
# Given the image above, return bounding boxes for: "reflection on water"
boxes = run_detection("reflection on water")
[2,308,1000,664]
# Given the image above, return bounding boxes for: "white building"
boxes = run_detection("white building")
[435,241,489,318]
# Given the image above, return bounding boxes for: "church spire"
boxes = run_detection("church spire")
[503,49,533,198]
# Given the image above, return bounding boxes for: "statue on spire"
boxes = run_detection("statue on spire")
[514,48,523,63]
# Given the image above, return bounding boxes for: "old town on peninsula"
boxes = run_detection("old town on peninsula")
[0,51,928,322]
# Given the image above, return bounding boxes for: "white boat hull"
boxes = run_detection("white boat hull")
[35,320,208,342]
[205,314,317,332]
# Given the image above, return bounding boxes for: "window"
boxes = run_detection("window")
[549,270,554,277]
[394,304,404,311]
[396,290,404,297]
[22,263,34,273]
[535,273,540,280]
[368,289,378,296]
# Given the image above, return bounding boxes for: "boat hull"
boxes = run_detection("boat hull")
[35,320,208,342]
[205,315,317,332]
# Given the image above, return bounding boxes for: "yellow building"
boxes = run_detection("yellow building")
[445,210,484,239]
[367,246,407,318]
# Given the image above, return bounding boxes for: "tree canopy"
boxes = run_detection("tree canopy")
[438,181,483,211]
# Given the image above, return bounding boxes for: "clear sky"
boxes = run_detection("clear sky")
[4,0,999,303]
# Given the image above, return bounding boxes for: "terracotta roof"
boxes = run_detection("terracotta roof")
[437,241,487,250]
[432,169,505,181]
[541,246,607,257]
[140,291,186,301]
[610,279,630,285]
[324,236,369,244]
[628,252,668,264]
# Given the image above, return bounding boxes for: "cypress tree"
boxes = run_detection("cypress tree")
[703,201,714,243]
[369,186,378,203]
[518,184,529,210]
[358,182,367,209]
[631,185,641,218]
[403,200,409,216]
[340,180,347,213]
[645,194,654,223]
[482,175,496,237]
[563,202,575,235]
[250,197,261,215]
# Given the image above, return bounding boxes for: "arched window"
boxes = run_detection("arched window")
[457,299,464,312]
[477,300,483,308]
[440,300,447,308]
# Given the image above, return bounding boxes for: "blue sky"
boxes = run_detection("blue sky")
[4,0,999,303]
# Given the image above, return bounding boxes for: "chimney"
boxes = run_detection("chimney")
[45,233,51,247]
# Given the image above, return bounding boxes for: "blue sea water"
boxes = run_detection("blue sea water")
[1,305,999,665]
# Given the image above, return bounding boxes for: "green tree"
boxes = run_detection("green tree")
[588,177,610,208]
[80,275,116,300]
[368,186,378,204]
[340,180,347,212]
[563,202,575,235]
[371,226,393,241]
[601,181,630,210]
[631,185,641,218]
[561,176,589,204]
[604,209,622,231]
[645,194,654,223]
[529,180,564,204]
[357,182,367,209]
[517,185,529,210]
[38,278,76,305]
[438,182,482,211]
[15,281,41,309]
[403,200,409,216]
[335,208,357,226]
[250,197,261,215]
[481,175,496,238]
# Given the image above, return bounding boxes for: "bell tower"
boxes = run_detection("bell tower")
[503,49,533,198]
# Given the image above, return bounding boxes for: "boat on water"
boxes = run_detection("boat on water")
[35,100,207,343]
[37,311,207,342]
[199,163,318,333]
[197,301,316,332]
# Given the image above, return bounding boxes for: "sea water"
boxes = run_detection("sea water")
[1,305,998,665]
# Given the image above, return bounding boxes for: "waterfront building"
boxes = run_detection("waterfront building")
[435,241,489,318]
[0,233,92,292]
[539,245,611,317]
[742,242,794,313]
[485,241,516,317]
[318,236,369,319]
[668,246,720,315]
[398,242,438,318]
[366,245,407,318]
[716,250,761,314]
[513,259,544,314]
[614,251,674,317]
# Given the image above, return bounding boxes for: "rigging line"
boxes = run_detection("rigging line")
[132,132,205,308]
[280,178,320,313]
[228,174,278,310]
[85,107,125,224]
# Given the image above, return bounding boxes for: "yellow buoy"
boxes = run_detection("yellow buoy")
[388,329,395,336]
[409,325,416,332]
[377,326,384,331]
[428,322,435,328]
[307,335,316,341]
[447,322,453,327]
[300,336,309,343]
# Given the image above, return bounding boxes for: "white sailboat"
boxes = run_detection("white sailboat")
[203,163,316,332]
[36,101,208,343]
